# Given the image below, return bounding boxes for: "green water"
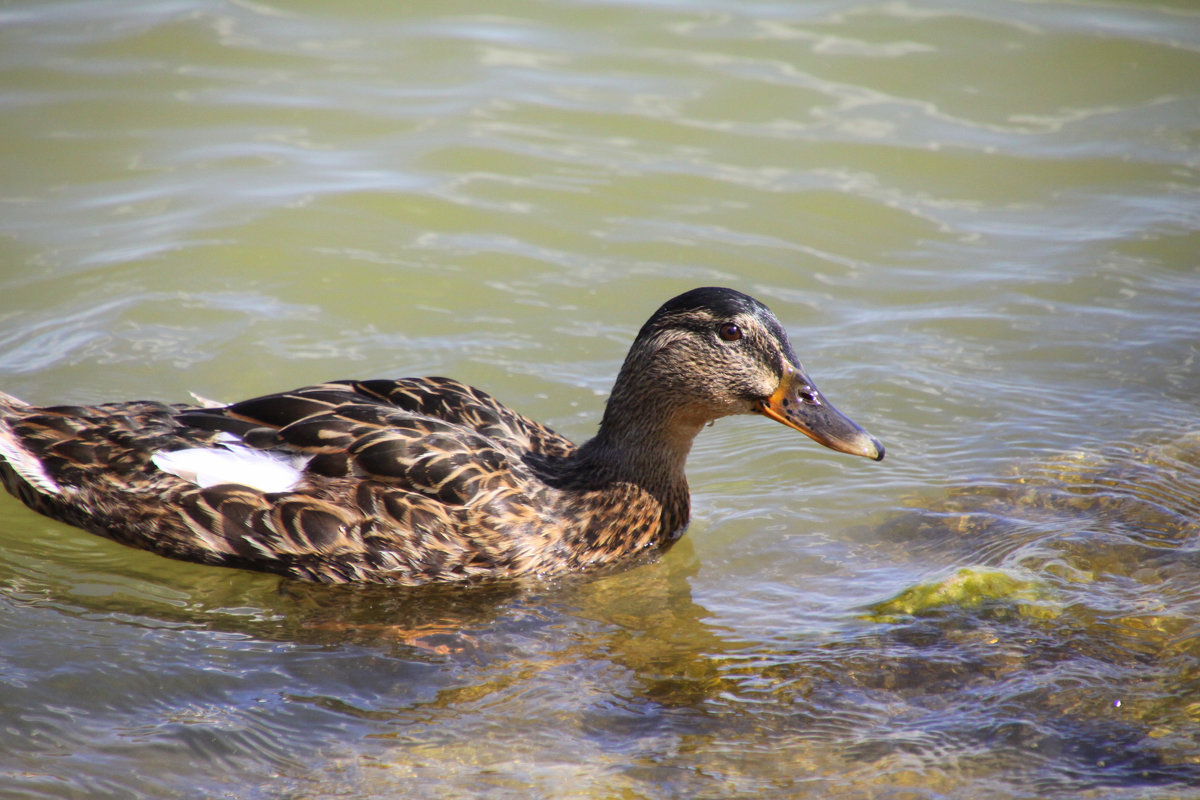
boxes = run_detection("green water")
[2,0,1199,797]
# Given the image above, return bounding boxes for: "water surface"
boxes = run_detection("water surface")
[1,1,1199,797]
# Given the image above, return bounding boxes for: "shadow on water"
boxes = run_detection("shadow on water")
[2,431,1200,797]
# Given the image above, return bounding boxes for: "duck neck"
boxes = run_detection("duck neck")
[579,404,701,489]
[564,381,709,540]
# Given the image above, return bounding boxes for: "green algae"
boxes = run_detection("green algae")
[866,567,1058,623]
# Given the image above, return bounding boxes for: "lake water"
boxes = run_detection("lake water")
[2,0,1199,797]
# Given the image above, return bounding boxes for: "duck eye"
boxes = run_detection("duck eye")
[717,322,742,342]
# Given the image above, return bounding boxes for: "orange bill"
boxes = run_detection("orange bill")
[755,366,884,461]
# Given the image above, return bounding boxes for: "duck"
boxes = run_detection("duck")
[0,287,883,585]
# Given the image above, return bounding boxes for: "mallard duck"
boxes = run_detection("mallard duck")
[0,287,882,584]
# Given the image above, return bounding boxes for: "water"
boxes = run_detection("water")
[2,0,1199,797]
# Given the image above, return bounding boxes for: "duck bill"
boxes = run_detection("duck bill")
[755,367,885,461]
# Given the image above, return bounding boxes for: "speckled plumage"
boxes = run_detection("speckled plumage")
[0,287,883,585]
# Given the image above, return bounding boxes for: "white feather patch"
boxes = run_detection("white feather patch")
[152,443,310,493]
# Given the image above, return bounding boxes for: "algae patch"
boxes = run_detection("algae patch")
[866,568,1057,623]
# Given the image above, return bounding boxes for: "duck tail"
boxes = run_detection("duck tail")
[0,393,63,499]
[0,390,31,413]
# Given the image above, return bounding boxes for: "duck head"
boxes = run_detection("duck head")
[607,286,884,461]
